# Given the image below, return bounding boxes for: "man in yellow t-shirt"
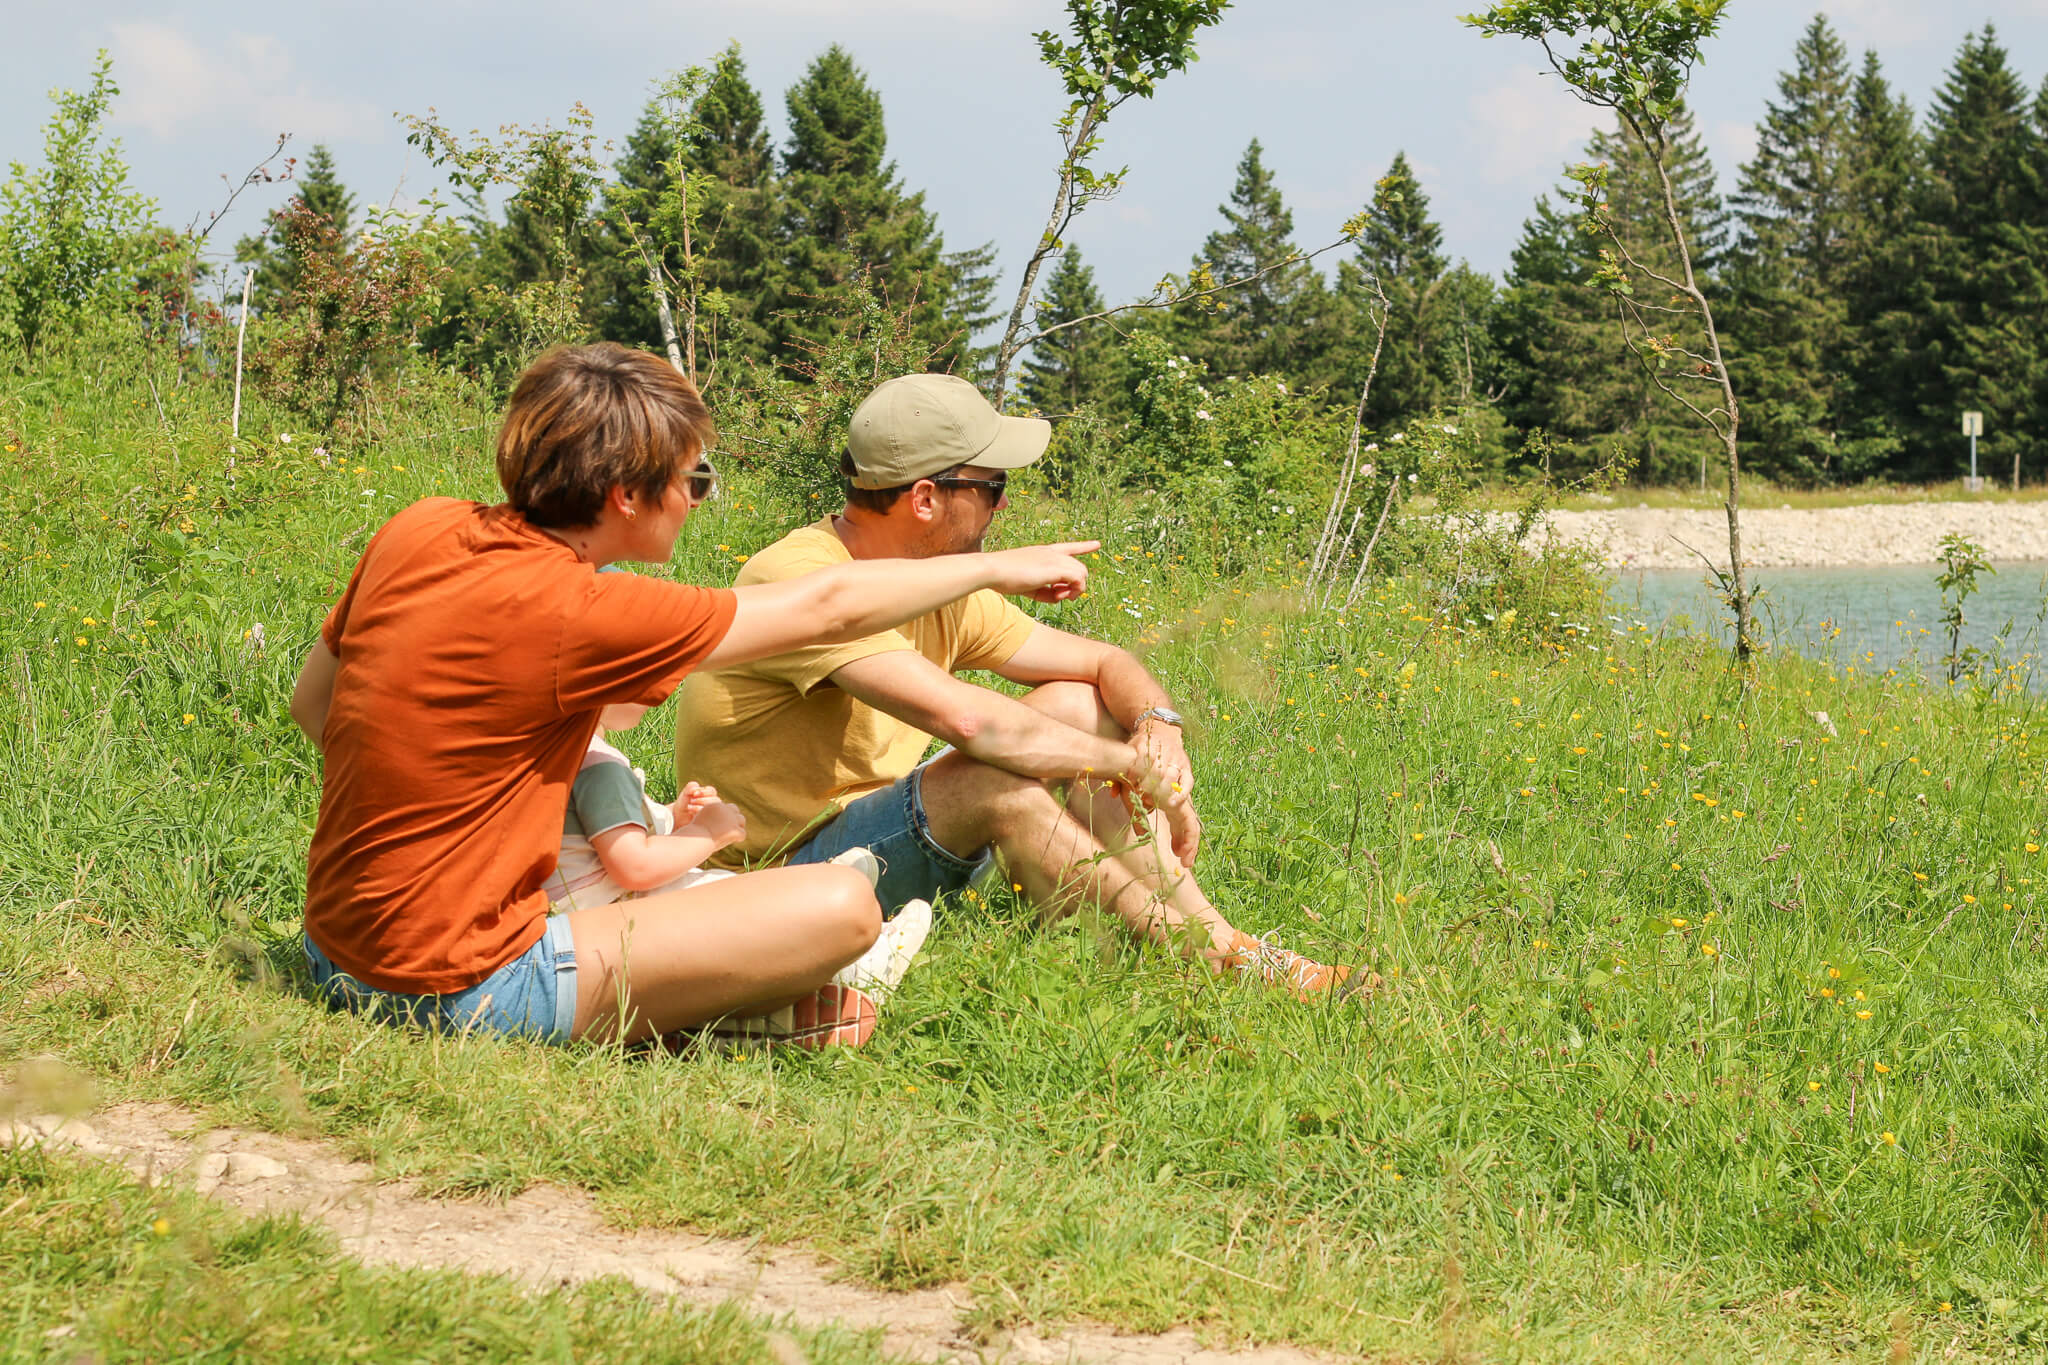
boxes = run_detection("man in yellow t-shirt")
[675,375,1356,998]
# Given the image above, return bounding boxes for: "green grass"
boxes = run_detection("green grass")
[4,346,2048,1361]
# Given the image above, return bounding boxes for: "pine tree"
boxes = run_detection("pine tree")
[772,46,955,364]
[1338,151,1449,425]
[1176,139,1324,378]
[1835,50,1922,473]
[1870,26,2043,482]
[236,144,355,316]
[1019,247,1110,412]
[1727,15,1856,483]
[600,43,779,371]
[1493,105,1727,483]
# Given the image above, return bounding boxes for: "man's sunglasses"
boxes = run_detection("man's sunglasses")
[679,458,719,501]
[931,473,1007,499]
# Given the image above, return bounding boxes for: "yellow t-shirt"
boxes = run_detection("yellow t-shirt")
[675,519,1038,865]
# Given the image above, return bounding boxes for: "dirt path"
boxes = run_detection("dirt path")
[1,1105,1335,1365]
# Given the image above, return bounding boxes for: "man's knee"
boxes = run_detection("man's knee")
[1019,679,1118,737]
[923,753,1067,848]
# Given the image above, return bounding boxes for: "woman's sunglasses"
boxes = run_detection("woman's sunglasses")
[679,458,719,502]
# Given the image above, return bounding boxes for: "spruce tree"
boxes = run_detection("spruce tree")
[1494,105,1727,484]
[1872,26,2042,481]
[235,144,355,316]
[1177,139,1324,378]
[1019,247,1110,412]
[1835,50,1922,473]
[772,46,955,363]
[600,44,779,371]
[1338,151,1448,425]
[1727,15,1856,483]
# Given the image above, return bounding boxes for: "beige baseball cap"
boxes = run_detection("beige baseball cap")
[846,374,1051,489]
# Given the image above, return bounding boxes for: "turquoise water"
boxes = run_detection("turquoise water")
[1611,562,2048,687]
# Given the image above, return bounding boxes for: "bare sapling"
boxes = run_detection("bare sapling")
[231,266,253,444]
[990,0,1228,404]
[608,68,726,388]
[1464,0,1759,663]
[1306,267,1393,607]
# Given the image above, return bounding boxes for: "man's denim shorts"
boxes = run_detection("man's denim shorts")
[782,759,993,919]
[301,914,578,1044]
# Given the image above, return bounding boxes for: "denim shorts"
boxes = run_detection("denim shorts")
[302,915,578,1044]
[782,759,993,919]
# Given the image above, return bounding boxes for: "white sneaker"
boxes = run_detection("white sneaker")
[829,845,881,888]
[835,897,932,1004]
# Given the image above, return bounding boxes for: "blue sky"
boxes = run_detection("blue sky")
[8,0,2045,309]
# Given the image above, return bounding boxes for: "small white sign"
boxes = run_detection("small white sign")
[1963,410,1984,436]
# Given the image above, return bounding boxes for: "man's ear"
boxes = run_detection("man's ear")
[906,479,940,522]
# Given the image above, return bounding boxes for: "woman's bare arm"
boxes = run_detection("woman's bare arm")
[701,542,1097,670]
[291,642,339,751]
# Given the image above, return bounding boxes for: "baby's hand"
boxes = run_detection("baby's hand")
[673,781,724,823]
[681,801,746,849]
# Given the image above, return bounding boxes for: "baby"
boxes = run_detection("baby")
[550,703,931,1027]
[545,702,743,910]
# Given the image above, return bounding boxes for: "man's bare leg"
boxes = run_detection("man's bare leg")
[917,683,1355,992]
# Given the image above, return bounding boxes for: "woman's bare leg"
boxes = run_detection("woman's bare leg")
[566,864,880,1044]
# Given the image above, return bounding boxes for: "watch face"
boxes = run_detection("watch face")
[1144,708,1183,727]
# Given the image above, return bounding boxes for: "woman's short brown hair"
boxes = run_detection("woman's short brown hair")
[497,344,714,528]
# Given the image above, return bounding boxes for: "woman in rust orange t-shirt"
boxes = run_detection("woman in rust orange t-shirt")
[289,344,1097,1048]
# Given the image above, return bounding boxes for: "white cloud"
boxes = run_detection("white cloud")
[659,0,1043,20]
[108,22,381,143]
[1826,0,1939,47]
[1465,65,1600,187]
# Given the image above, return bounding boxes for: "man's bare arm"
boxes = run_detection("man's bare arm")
[830,651,1134,781]
[995,625,1202,863]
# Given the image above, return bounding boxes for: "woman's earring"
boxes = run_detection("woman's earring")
[624,507,638,520]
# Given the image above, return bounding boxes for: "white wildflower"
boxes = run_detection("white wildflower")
[1362,464,1375,478]
[1407,472,1418,483]
[1363,443,1379,453]
[278,433,292,444]
[1222,459,1235,468]
[1391,432,1407,443]
[1196,409,1212,420]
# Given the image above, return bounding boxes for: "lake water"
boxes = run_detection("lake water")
[1611,562,2048,687]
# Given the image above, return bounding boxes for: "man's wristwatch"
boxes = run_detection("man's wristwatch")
[1132,706,1183,730]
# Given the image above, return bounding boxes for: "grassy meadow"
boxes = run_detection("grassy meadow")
[4,352,2048,1362]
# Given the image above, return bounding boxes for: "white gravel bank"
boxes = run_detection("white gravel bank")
[1528,501,2048,570]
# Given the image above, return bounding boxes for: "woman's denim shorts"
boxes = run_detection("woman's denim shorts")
[302,915,578,1044]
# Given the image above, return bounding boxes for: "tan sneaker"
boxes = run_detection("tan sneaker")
[1225,933,1368,1001]
[685,982,880,1053]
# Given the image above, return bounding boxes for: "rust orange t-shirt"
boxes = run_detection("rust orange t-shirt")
[305,498,737,993]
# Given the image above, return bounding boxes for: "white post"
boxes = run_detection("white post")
[231,268,254,445]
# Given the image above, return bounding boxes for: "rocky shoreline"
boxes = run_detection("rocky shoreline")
[1529,500,2048,570]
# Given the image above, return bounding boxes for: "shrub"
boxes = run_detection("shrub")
[244,203,447,435]
[0,53,160,361]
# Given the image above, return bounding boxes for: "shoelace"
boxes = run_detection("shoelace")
[1235,935,1326,991]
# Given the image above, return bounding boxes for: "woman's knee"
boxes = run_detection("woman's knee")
[805,866,882,956]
